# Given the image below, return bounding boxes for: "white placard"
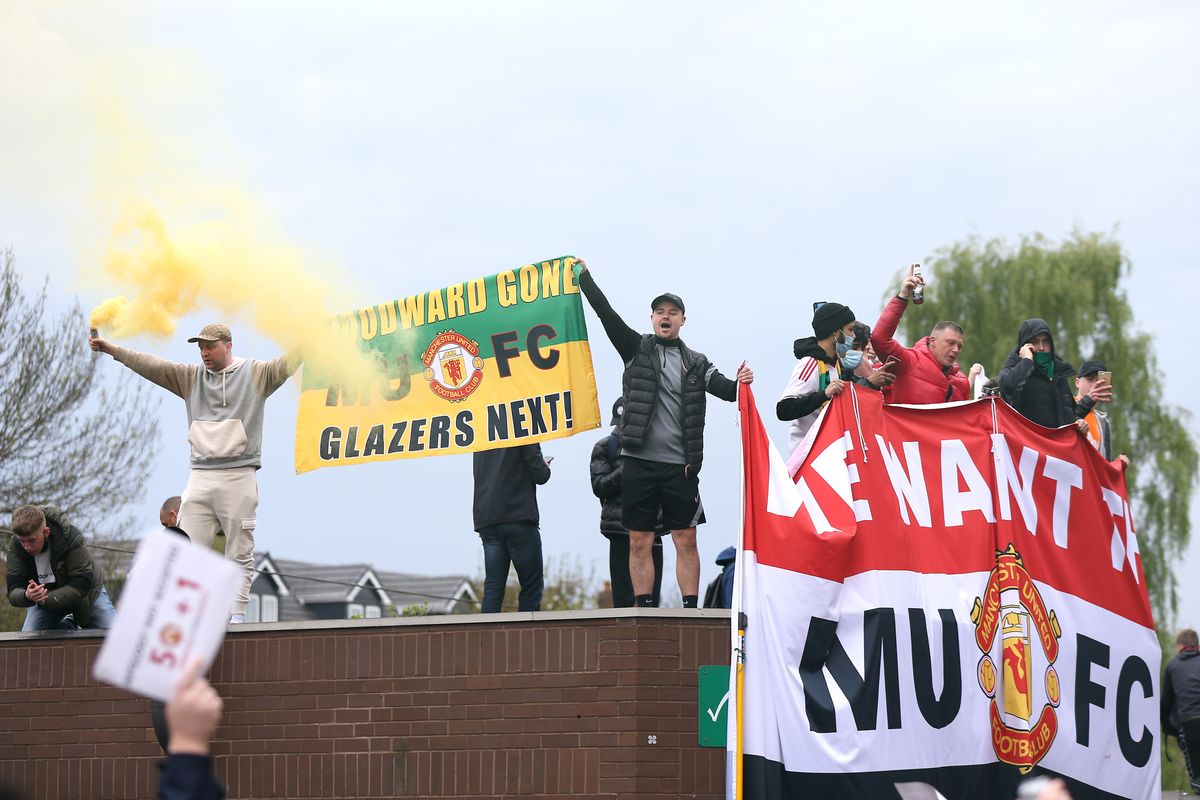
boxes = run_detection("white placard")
[92,528,241,702]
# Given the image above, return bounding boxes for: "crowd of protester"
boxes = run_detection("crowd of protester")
[3,261,1194,798]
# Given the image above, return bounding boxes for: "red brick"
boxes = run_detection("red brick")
[0,614,730,799]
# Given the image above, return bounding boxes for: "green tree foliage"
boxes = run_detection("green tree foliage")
[895,230,1197,625]
[399,602,432,617]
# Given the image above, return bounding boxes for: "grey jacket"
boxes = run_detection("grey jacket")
[113,347,298,470]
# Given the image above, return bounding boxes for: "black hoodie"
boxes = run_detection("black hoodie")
[997,319,1094,429]
[777,336,839,422]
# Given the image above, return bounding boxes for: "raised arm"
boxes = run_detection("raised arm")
[869,295,917,369]
[575,262,641,363]
[92,336,198,399]
[997,347,1035,402]
[252,348,303,397]
[160,658,226,800]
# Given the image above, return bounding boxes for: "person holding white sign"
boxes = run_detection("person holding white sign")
[158,658,226,800]
[90,323,301,623]
[5,505,116,631]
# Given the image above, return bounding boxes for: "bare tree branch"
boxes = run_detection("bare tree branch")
[0,247,161,540]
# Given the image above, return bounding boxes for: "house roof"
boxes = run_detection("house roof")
[261,556,382,605]
[375,571,479,614]
[252,554,474,613]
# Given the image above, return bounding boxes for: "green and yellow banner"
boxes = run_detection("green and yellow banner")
[294,256,600,473]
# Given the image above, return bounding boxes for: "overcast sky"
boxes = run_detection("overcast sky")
[2,2,1197,620]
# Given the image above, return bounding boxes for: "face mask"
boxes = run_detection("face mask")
[842,349,864,370]
[1033,351,1055,379]
[835,332,855,355]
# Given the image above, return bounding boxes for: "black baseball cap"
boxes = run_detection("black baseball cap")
[1078,360,1107,377]
[610,398,624,426]
[650,293,685,314]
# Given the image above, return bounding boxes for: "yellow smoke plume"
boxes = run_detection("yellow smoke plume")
[89,200,382,390]
[76,69,383,389]
[89,209,201,336]
[1,5,389,393]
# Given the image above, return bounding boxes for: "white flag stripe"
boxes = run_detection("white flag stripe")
[741,555,1160,800]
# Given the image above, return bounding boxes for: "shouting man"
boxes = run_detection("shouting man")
[576,260,752,609]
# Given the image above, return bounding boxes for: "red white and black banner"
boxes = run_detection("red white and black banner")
[733,386,1159,800]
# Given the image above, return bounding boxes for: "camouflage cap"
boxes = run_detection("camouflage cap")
[187,323,233,343]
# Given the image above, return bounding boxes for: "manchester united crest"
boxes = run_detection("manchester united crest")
[421,330,484,402]
[159,622,183,647]
[970,544,1062,773]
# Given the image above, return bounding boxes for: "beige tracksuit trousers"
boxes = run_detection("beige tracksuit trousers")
[179,466,258,617]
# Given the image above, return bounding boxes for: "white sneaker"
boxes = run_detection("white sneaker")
[228,614,245,624]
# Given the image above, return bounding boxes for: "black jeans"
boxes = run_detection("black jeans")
[478,521,544,612]
[607,533,664,607]
[1181,719,1200,789]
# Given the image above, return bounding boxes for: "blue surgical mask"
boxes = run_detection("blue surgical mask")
[835,332,855,355]
[842,349,864,370]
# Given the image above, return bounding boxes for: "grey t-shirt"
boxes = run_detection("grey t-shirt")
[622,342,717,465]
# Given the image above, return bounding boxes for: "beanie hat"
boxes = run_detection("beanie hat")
[812,302,856,339]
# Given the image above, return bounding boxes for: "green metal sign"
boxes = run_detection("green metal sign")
[698,665,731,747]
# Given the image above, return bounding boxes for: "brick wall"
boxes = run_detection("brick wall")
[0,609,730,799]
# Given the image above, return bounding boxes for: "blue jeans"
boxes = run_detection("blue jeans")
[478,522,543,612]
[22,586,117,631]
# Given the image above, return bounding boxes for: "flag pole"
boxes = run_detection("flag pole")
[732,384,749,799]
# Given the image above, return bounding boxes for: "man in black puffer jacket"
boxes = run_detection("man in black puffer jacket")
[590,398,664,608]
[1163,628,1200,793]
[577,259,753,609]
[997,319,1110,429]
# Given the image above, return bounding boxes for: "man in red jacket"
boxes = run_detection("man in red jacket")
[870,271,970,405]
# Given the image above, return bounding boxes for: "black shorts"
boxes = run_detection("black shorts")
[621,456,706,532]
